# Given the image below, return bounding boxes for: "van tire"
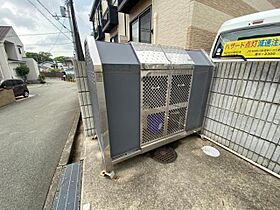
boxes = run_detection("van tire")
[23,90,29,98]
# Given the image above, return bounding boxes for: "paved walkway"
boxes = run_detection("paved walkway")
[0,80,79,210]
[82,135,280,210]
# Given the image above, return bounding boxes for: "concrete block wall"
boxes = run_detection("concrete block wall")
[0,89,15,107]
[203,61,280,175]
[74,61,95,137]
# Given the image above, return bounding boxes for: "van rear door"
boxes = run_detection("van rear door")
[13,80,24,97]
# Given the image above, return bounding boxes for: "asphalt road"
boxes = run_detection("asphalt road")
[0,79,79,210]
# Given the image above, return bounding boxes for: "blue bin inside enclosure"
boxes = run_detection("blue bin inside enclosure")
[147,113,164,134]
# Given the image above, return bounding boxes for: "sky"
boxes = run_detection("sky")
[0,0,93,57]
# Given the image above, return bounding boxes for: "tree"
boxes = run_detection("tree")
[54,56,67,64]
[15,64,30,81]
[26,51,53,63]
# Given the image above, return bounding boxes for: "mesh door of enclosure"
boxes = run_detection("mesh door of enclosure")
[203,61,280,175]
[141,72,192,145]
[167,107,187,135]
[142,111,166,144]
[169,74,192,105]
[142,75,168,109]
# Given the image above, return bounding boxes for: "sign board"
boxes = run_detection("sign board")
[222,36,280,59]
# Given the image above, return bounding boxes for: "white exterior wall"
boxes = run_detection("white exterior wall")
[8,62,20,79]
[0,28,25,80]
[4,28,24,61]
[0,43,13,79]
[23,58,40,81]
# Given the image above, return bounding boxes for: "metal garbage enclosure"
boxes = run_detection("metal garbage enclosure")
[85,36,214,174]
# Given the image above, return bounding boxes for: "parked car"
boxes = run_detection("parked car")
[0,79,29,98]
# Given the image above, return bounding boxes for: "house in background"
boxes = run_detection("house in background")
[0,26,39,81]
[39,61,56,71]
[90,0,280,52]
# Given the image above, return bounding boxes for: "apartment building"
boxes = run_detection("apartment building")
[89,0,280,52]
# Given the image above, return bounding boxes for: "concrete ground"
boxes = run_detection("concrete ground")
[0,79,79,210]
[82,135,280,210]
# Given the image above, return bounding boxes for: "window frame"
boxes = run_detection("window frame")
[129,6,152,43]
[18,47,22,54]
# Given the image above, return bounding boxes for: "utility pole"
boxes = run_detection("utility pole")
[64,0,85,61]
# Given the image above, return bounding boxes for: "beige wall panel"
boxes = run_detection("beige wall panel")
[186,26,217,53]
[242,0,274,11]
[192,0,257,17]
[191,1,233,33]
[153,0,191,47]
[267,0,280,8]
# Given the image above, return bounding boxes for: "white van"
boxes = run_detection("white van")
[210,9,280,62]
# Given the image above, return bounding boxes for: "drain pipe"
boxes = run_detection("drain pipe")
[201,134,280,179]
[153,12,158,44]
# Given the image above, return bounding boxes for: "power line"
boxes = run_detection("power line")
[26,42,72,46]
[25,0,72,41]
[6,32,71,38]
[48,19,72,53]
[35,0,71,32]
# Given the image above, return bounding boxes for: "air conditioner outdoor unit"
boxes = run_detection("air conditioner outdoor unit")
[85,36,214,175]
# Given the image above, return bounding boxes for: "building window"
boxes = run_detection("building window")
[131,19,139,42]
[18,47,22,54]
[110,34,118,43]
[130,7,151,43]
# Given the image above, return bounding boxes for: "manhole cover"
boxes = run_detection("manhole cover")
[151,146,177,164]
[202,145,220,157]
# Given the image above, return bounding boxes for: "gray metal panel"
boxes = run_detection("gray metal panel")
[160,45,194,65]
[131,42,170,65]
[187,50,213,66]
[103,64,141,158]
[52,162,82,210]
[96,41,139,65]
[186,50,213,131]
[186,65,213,130]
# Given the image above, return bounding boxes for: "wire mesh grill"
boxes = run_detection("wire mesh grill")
[167,107,187,135]
[203,61,280,175]
[142,75,168,109]
[170,74,192,105]
[142,111,165,144]
[141,71,193,145]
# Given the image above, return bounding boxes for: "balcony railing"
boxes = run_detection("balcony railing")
[102,5,118,33]
[118,0,140,14]
[94,25,105,41]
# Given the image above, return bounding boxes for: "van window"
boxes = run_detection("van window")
[212,24,280,58]
[2,80,13,88]
[13,80,23,86]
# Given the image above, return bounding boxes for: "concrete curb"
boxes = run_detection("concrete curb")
[59,109,81,166]
[43,108,81,210]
